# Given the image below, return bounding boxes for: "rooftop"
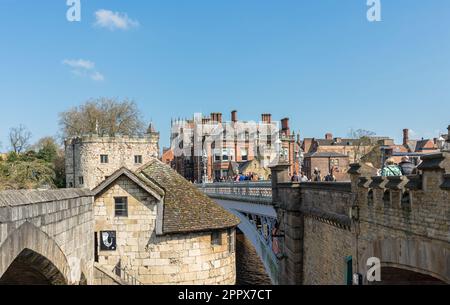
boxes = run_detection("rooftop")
[93,159,240,235]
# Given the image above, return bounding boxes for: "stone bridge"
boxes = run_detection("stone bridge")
[0,189,94,285]
[199,182,279,284]
[200,152,450,285]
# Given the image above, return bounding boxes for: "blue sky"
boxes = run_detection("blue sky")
[0,0,449,150]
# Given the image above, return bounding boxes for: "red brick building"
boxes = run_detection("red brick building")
[170,111,300,182]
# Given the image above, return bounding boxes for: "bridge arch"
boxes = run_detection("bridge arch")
[0,222,71,285]
[360,237,449,284]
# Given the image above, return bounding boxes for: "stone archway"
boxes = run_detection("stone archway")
[375,265,446,285]
[0,248,67,285]
[0,222,71,285]
[359,237,450,284]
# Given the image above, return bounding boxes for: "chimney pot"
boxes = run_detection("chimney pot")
[231,110,238,123]
[403,128,410,146]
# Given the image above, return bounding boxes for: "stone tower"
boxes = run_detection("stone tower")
[65,131,160,190]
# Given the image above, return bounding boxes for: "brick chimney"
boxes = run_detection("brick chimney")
[281,118,290,135]
[231,110,238,123]
[325,133,333,140]
[261,113,272,124]
[211,113,223,123]
[403,128,409,146]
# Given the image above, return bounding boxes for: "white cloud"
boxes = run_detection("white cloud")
[90,71,105,82]
[62,59,95,70]
[94,9,139,31]
[63,59,105,82]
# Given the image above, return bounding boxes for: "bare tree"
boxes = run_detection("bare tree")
[348,129,376,163]
[9,125,32,154]
[59,98,146,139]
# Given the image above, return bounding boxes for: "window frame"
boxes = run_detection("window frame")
[211,231,222,246]
[134,155,143,164]
[114,197,129,217]
[100,154,109,164]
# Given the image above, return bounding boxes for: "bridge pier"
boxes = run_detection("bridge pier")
[270,163,303,285]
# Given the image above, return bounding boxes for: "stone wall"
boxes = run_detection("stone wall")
[350,153,450,283]
[94,175,236,285]
[0,189,94,285]
[302,217,352,285]
[65,134,159,190]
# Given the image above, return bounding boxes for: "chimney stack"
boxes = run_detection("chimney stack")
[262,113,272,124]
[210,113,223,123]
[447,125,450,140]
[231,110,238,123]
[281,118,290,135]
[403,128,410,146]
[325,133,333,140]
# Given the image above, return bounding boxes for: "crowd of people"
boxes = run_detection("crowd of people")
[288,156,417,183]
[197,156,418,184]
[211,172,265,183]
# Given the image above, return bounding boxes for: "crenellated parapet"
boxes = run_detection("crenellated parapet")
[349,152,450,243]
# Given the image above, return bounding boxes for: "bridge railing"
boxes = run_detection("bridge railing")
[198,181,273,204]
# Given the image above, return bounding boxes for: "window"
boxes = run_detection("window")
[228,229,235,254]
[134,155,143,164]
[100,155,109,164]
[114,197,128,217]
[241,148,248,161]
[222,149,229,161]
[211,231,222,246]
[215,154,221,162]
[68,182,74,188]
[78,176,84,186]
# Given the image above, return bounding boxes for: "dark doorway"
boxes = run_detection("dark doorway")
[0,249,67,285]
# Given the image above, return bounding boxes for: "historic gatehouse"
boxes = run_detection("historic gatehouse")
[65,131,160,190]
[91,158,240,285]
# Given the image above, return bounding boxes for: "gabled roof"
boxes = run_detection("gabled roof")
[92,167,164,200]
[137,159,240,234]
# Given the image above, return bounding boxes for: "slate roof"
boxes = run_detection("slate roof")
[92,161,240,235]
[137,159,240,234]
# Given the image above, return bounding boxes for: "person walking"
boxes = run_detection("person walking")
[312,168,322,182]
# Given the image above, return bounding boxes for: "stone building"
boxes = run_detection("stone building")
[65,132,159,190]
[92,159,240,285]
[170,111,300,182]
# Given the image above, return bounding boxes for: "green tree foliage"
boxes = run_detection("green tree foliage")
[0,137,65,190]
